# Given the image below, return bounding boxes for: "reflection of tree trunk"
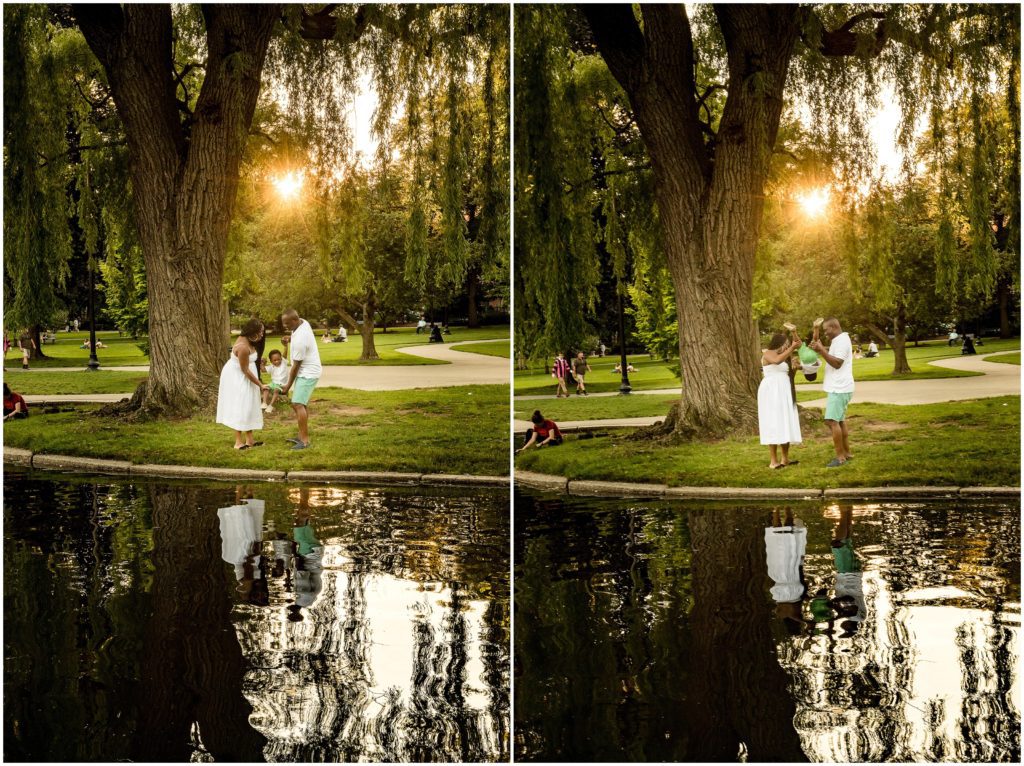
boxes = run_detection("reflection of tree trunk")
[132,486,266,762]
[682,507,806,762]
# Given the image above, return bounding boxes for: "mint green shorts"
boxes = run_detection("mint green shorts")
[291,376,318,406]
[825,392,853,421]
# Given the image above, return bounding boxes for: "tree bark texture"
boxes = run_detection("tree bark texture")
[466,266,481,329]
[583,5,800,437]
[75,5,280,417]
[359,295,379,361]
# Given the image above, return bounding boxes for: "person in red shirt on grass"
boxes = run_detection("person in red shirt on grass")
[517,410,563,454]
[4,383,29,420]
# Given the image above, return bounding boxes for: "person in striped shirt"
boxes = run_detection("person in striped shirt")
[552,352,570,398]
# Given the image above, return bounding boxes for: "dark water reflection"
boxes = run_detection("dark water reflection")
[514,490,1020,762]
[4,470,509,762]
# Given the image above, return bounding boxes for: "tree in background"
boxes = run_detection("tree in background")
[518,4,1019,438]
[4,4,508,416]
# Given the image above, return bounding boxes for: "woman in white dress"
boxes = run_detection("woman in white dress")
[758,330,803,469]
[216,317,268,449]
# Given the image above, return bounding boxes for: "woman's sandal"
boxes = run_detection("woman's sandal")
[783,460,800,466]
[250,441,264,447]
[234,444,250,451]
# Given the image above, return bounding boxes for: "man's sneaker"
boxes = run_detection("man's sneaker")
[783,322,797,332]
[826,458,846,468]
[291,441,310,450]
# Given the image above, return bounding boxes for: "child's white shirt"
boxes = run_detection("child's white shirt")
[269,360,290,386]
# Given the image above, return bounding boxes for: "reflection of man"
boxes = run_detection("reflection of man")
[810,317,855,468]
[830,505,864,636]
[291,489,324,612]
[764,507,808,635]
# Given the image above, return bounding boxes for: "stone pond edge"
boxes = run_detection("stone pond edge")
[6,450,1019,498]
[515,470,1021,500]
[4,447,509,488]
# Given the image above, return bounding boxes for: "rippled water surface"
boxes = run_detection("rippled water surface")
[4,470,509,762]
[515,490,1020,762]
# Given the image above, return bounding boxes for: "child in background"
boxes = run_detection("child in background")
[263,349,290,413]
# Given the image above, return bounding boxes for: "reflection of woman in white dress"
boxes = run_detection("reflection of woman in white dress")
[215,318,268,450]
[218,498,265,581]
[758,331,803,469]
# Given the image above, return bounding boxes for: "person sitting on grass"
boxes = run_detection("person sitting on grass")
[864,340,879,358]
[614,362,636,374]
[3,383,29,420]
[517,410,563,454]
[263,349,290,413]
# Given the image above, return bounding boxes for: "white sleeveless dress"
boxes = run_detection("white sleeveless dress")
[757,361,802,445]
[215,347,263,432]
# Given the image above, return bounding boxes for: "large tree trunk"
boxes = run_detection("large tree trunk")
[76,6,279,417]
[890,309,911,374]
[30,324,47,360]
[340,298,380,362]
[584,5,800,438]
[359,296,379,361]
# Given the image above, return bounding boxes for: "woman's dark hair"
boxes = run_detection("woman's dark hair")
[531,410,545,425]
[768,332,787,351]
[240,317,264,341]
[3,383,10,396]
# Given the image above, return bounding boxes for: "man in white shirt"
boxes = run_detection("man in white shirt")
[280,309,322,450]
[810,317,854,467]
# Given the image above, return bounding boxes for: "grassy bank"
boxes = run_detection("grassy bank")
[514,389,825,421]
[4,370,147,395]
[514,396,1020,488]
[986,351,1021,365]
[4,385,510,476]
[450,340,511,358]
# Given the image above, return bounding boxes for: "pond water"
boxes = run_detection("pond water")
[515,489,1020,763]
[4,470,509,762]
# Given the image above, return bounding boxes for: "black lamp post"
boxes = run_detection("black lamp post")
[86,257,100,371]
[617,288,631,394]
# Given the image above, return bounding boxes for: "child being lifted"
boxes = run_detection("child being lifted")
[784,318,824,382]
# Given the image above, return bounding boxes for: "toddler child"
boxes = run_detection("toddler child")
[263,349,290,412]
[785,318,824,381]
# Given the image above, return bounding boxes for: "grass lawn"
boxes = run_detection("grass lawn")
[515,389,825,421]
[4,370,147,395]
[307,325,510,366]
[515,354,680,396]
[9,332,149,368]
[515,396,1020,488]
[4,385,510,476]
[985,351,1021,365]
[450,340,511,358]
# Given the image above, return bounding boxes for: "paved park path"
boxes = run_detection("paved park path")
[17,339,509,404]
[514,351,1020,432]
